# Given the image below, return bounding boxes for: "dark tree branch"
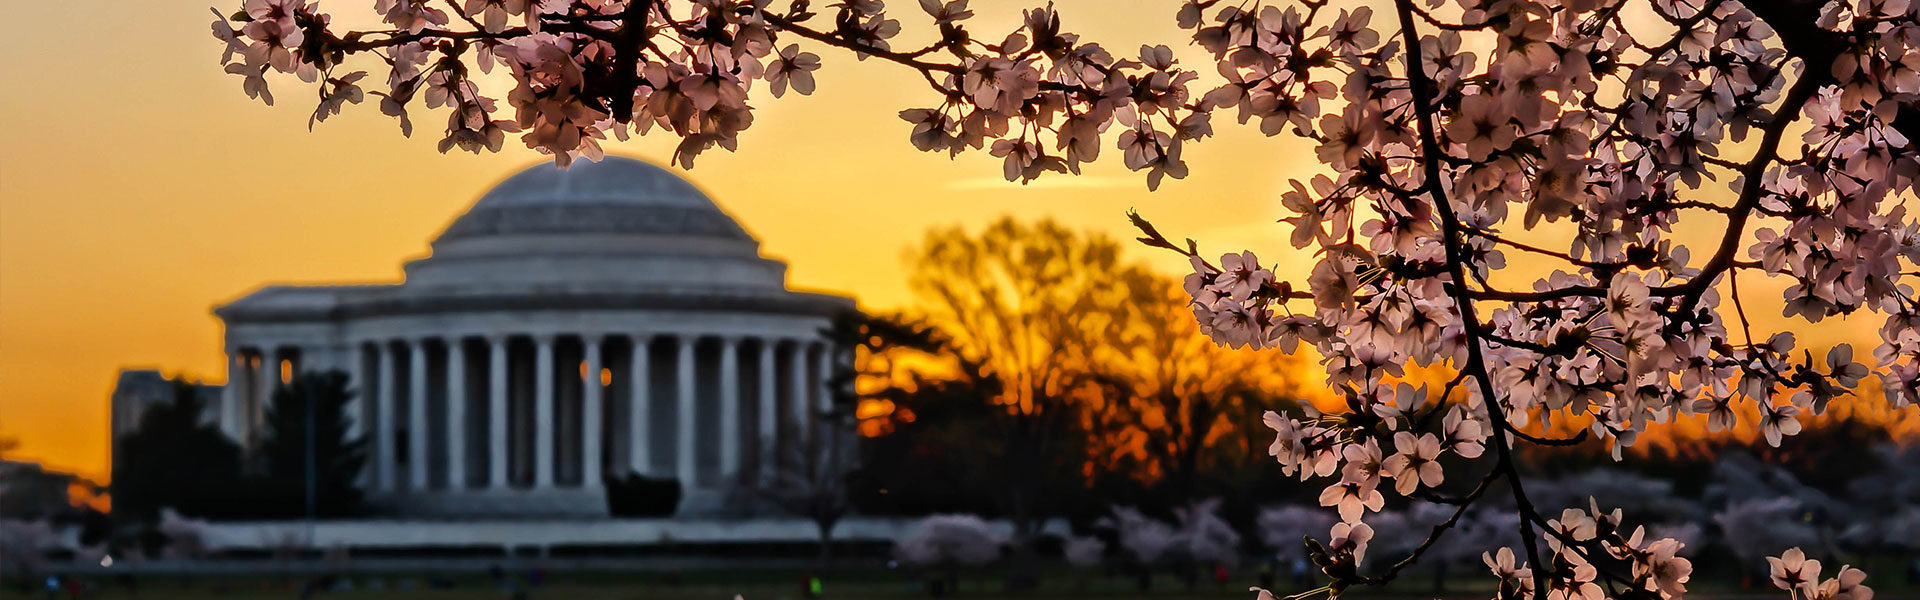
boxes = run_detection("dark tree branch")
[1390,2,1549,597]
[1503,424,1590,447]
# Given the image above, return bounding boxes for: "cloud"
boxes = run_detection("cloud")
[942,175,1140,191]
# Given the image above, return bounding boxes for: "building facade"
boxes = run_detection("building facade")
[110,369,220,438]
[213,157,855,518]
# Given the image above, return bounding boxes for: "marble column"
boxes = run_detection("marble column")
[256,347,279,445]
[243,352,258,449]
[815,343,833,440]
[376,342,397,491]
[346,344,368,487]
[446,338,467,490]
[409,340,429,490]
[533,335,556,489]
[757,340,777,483]
[344,344,365,449]
[582,337,604,489]
[788,342,809,447]
[628,336,651,476]
[675,336,697,485]
[220,351,242,442]
[718,337,740,481]
[487,336,509,490]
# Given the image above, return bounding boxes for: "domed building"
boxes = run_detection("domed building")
[214,157,855,518]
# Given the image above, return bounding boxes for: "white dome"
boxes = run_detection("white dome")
[436,156,751,242]
[403,156,782,290]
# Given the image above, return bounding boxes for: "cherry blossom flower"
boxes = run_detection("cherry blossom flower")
[209,8,246,64]
[1442,406,1486,458]
[1214,251,1271,303]
[1544,554,1604,600]
[459,0,527,33]
[1381,432,1444,495]
[1117,128,1187,190]
[1770,547,1823,593]
[1315,108,1373,167]
[374,0,448,34]
[1812,565,1873,600]
[1328,521,1373,565]
[766,45,821,98]
[1760,402,1803,447]
[899,109,962,154]
[1339,437,1385,489]
[1633,534,1693,599]
[1547,508,1598,543]
[311,72,368,125]
[1326,7,1378,53]
[1446,94,1517,162]
[989,137,1064,183]
[1486,547,1534,599]
[1317,478,1383,523]
[918,0,972,24]
[225,63,274,105]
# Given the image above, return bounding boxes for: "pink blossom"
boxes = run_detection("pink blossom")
[766,45,821,98]
[1317,478,1383,523]
[1770,547,1822,593]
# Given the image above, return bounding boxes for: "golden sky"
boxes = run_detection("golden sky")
[0,1,1881,483]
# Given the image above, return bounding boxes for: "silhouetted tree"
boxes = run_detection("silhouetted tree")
[1089,275,1310,505]
[905,218,1157,587]
[793,312,1004,561]
[900,219,1315,529]
[111,380,245,520]
[257,371,366,517]
[851,324,1015,520]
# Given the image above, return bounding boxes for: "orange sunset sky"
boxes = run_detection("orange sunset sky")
[0,1,1883,484]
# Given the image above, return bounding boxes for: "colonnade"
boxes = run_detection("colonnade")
[225,333,835,495]
[224,346,301,452]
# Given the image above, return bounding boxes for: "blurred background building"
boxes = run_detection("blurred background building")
[109,370,220,438]
[107,370,220,503]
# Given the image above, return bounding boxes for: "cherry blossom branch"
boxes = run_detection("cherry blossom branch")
[218,0,1222,180]
[1664,73,1826,305]
[1729,267,1757,348]
[1502,425,1588,447]
[1407,4,1487,31]
[1520,509,1640,587]
[1353,467,1497,586]
[1130,209,1313,303]
[1412,488,1472,506]
[1466,226,1617,269]
[327,21,609,52]
[762,13,962,76]
[1389,2,1548,596]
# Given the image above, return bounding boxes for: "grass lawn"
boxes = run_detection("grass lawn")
[2,569,1447,600]
[10,566,1917,600]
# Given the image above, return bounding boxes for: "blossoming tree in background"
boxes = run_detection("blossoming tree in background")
[894,513,1007,593]
[212,0,1918,597]
[1101,499,1243,571]
[0,519,52,579]
[157,508,213,561]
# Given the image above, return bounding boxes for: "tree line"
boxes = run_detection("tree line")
[833,218,1321,581]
